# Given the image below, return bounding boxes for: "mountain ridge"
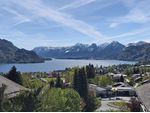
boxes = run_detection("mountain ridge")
[0,39,44,63]
[33,41,150,61]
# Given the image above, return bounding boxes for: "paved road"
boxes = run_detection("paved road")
[96,97,130,112]
[0,75,28,98]
[96,99,119,112]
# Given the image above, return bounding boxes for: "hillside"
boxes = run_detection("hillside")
[33,41,125,60]
[95,41,125,59]
[33,41,150,61]
[118,43,150,61]
[0,39,44,63]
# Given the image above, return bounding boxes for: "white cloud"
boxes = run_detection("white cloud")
[58,0,96,11]
[1,0,150,46]
[109,23,119,28]
[62,0,120,12]
[109,27,150,40]
[120,0,136,8]
[6,0,105,41]
[109,0,150,27]
[2,7,31,26]
[0,30,60,50]
[0,0,123,43]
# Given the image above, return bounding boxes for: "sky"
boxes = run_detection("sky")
[0,0,150,50]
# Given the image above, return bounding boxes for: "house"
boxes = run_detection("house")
[108,72,115,76]
[112,74,127,82]
[132,74,141,79]
[0,75,28,98]
[111,82,137,99]
[132,74,142,82]
[136,83,150,112]
[112,82,129,87]
[96,87,108,97]
[134,76,142,82]
[114,86,136,97]
[141,80,150,85]
[89,84,108,98]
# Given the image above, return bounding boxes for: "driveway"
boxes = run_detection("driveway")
[96,97,130,112]
[96,99,120,112]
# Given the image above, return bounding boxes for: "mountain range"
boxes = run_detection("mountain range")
[0,38,149,63]
[33,41,150,61]
[0,39,44,63]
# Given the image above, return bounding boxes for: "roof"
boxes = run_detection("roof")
[0,75,28,98]
[132,74,141,77]
[132,74,141,79]
[135,76,142,81]
[89,84,97,87]
[108,72,115,76]
[89,84,106,92]
[113,74,127,78]
[96,87,106,92]
[116,86,134,91]
[136,83,150,112]
[113,82,125,86]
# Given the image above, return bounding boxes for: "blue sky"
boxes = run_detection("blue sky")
[0,0,150,50]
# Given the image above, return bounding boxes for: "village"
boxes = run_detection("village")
[0,63,150,112]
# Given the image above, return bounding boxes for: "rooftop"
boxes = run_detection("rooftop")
[136,83,150,112]
[0,75,28,98]
[113,74,127,77]
[89,84,106,92]
[116,86,134,90]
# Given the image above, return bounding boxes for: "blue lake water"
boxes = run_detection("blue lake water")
[0,59,136,73]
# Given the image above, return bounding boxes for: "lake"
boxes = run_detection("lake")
[0,59,136,73]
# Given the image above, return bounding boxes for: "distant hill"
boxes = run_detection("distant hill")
[95,41,125,59]
[0,39,44,63]
[33,41,150,61]
[118,43,150,61]
[33,41,126,60]
[127,41,148,47]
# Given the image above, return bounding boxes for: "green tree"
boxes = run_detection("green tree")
[21,90,41,112]
[63,69,75,84]
[133,67,140,74]
[63,89,81,112]
[55,76,63,88]
[73,68,88,101]
[73,67,89,111]
[86,64,96,78]
[120,75,124,82]
[73,69,79,92]
[49,80,55,88]
[0,85,80,112]
[7,66,22,85]
[86,94,101,112]
[0,84,7,111]
[40,88,81,112]
[9,88,42,112]
[128,78,134,86]
[90,76,113,87]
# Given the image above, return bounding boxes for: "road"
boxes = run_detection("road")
[96,99,120,112]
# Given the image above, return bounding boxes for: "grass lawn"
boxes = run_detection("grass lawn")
[108,101,130,112]
[45,77,65,82]
[21,74,46,89]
